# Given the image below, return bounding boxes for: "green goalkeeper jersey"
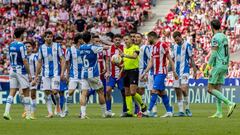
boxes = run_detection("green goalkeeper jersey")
[210,32,229,69]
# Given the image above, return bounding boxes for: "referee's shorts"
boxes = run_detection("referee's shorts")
[123,68,139,87]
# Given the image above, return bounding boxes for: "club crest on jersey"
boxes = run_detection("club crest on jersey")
[212,39,218,46]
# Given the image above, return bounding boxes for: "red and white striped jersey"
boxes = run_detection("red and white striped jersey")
[98,50,107,80]
[151,41,169,75]
[108,44,124,78]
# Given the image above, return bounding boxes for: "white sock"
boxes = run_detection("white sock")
[65,95,72,112]
[177,100,184,112]
[45,95,53,114]
[100,104,106,115]
[152,104,157,113]
[5,95,13,114]
[184,96,190,109]
[81,106,86,116]
[54,94,60,108]
[23,97,31,117]
[31,99,37,113]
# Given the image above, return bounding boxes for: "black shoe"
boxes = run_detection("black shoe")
[141,104,147,112]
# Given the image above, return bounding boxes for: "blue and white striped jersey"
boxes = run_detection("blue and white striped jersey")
[79,44,103,79]
[38,42,63,77]
[8,41,28,74]
[66,46,82,79]
[139,45,151,74]
[28,53,38,77]
[172,41,193,77]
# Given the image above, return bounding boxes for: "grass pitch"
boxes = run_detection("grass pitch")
[0,104,239,135]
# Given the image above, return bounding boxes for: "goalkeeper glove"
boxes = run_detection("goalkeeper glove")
[203,64,211,77]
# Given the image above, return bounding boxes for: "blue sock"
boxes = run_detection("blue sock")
[134,102,139,114]
[148,93,158,112]
[87,89,95,102]
[161,94,172,112]
[106,99,111,111]
[60,95,65,110]
[121,89,127,112]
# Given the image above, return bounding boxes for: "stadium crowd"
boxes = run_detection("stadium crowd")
[0,0,153,75]
[0,0,239,78]
[152,0,240,78]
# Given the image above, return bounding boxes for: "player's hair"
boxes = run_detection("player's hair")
[24,41,33,46]
[24,40,36,48]
[55,35,63,41]
[92,35,99,39]
[173,31,181,39]
[130,31,136,35]
[82,31,92,43]
[74,33,83,44]
[14,27,26,38]
[135,32,143,37]
[147,31,158,38]
[113,34,122,39]
[210,19,221,30]
[124,34,131,38]
[44,31,53,37]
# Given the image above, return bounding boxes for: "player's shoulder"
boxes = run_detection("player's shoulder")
[185,41,192,47]
[53,42,61,47]
[161,42,169,49]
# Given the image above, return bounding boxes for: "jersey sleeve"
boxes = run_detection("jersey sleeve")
[91,45,103,54]
[134,45,140,54]
[20,44,27,60]
[58,44,64,57]
[187,43,193,57]
[161,43,169,55]
[146,46,151,59]
[65,48,71,61]
[34,54,38,68]
[211,37,219,47]
[38,47,43,60]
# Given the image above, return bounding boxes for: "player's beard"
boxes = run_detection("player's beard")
[149,40,154,45]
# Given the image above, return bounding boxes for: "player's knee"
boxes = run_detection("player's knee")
[81,90,88,96]
[207,85,213,93]
[106,87,112,93]
[31,94,36,100]
[52,90,58,95]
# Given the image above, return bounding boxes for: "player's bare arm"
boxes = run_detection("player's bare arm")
[166,53,178,80]
[60,56,66,80]
[204,46,218,77]
[140,57,153,80]
[32,59,42,86]
[23,58,32,82]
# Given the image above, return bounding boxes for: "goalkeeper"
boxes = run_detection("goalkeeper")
[204,19,236,118]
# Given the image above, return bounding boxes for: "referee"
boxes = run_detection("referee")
[120,34,147,117]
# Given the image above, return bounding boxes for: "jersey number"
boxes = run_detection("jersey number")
[81,55,89,67]
[10,52,18,65]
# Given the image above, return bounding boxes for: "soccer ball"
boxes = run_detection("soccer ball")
[111,54,122,65]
